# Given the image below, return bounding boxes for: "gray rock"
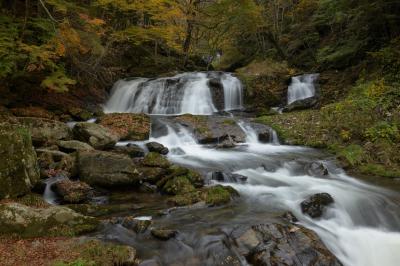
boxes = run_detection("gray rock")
[0,124,40,199]
[17,117,71,146]
[0,202,99,237]
[146,142,169,155]
[112,144,145,158]
[283,96,318,112]
[73,122,119,150]
[57,140,94,153]
[306,162,329,177]
[301,193,334,218]
[77,150,140,187]
[36,149,76,178]
[231,223,341,266]
[173,115,246,144]
[53,179,93,203]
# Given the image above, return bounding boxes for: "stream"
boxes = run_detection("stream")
[96,72,400,266]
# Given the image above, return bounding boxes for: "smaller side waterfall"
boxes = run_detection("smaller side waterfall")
[287,74,319,104]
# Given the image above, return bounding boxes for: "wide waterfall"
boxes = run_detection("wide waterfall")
[287,73,319,104]
[104,72,243,115]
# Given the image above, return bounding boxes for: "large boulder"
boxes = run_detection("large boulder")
[57,140,94,153]
[231,223,341,266]
[36,149,75,178]
[173,115,246,144]
[73,122,119,150]
[98,113,150,141]
[0,202,99,237]
[53,179,93,203]
[77,150,140,187]
[111,144,145,158]
[142,152,170,168]
[301,193,334,218]
[17,117,71,146]
[283,96,318,112]
[0,124,40,199]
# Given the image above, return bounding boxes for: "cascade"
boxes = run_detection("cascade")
[104,72,243,115]
[287,73,319,104]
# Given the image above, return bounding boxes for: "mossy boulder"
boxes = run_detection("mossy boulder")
[77,150,140,187]
[36,149,76,178]
[17,117,72,146]
[68,107,93,121]
[142,152,170,168]
[203,185,239,206]
[0,124,40,199]
[57,140,94,153]
[111,144,145,158]
[168,185,239,206]
[73,122,119,150]
[174,114,246,144]
[163,176,196,195]
[156,166,205,194]
[53,179,93,203]
[98,113,150,141]
[138,167,167,183]
[0,203,99,237]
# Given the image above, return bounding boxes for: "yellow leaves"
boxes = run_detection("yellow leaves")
[41,70,76,93]
[366,79,387,98]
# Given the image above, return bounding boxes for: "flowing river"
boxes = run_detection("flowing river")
[98,72,400,266]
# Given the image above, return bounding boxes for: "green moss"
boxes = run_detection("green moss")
[203,185,238,206]
[163,176,195,195]
[54,240,137,266]
[142,152,170,168]
[168,191,202,206]
[359,164,400,179]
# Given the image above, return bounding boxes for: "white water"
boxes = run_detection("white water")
[103,71,400,265]
[104,72,243,115]
[287,73,319,104]
[43,175,66,204]
[144,120,400,266]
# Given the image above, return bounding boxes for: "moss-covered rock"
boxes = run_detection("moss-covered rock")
[162,176,196,195]
[98,113,150,141]
[168,185,239,207]
[53,179,93,204]
[0,123,40,199]
[57,140,94,153]
[17,117,72,146]
[138,167,167,183]
[142,152,170,168]
[73,122,119,150]
[236,59,296,108]
[36,149,76,178]
[56,240,138,266]
[0,203,99,237]
[174,114,246,144]
[68,107,93,121]
[77,150,141,187]
[202,185,239,206]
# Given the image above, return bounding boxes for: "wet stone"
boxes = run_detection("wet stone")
[301,193,334,218]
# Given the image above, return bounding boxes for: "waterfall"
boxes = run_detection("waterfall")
[104,72,243,115]
[221,73,243,111]
[287,74,319,104]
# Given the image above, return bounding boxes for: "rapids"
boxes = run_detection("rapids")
[98,72,400,266]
